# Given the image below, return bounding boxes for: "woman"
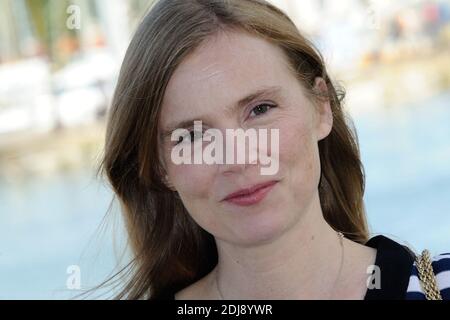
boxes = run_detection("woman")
[100,0,449,299]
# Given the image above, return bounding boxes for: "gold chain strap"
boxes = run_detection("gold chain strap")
[415,249,443,300]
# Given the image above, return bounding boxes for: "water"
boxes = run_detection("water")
[1,92,449,299]
[355,91,450,254]
[0,171,125,299]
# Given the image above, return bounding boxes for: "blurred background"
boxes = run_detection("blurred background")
[0,0,449,299]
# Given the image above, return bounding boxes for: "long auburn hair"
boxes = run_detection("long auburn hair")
[99,0,369,299]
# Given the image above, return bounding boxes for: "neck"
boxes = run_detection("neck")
[213,192,345,299]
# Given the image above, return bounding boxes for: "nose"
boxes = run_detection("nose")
[217,128,259,176]
[209,116,262,172]
[219,162,247,176]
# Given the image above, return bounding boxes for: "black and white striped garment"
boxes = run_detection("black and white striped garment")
[364,235,450,300]
[405,253,450,299]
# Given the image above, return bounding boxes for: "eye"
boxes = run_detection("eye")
[175,129,203,145]
[249,103,276,118]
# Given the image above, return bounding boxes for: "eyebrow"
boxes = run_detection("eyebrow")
[161,85,282,138]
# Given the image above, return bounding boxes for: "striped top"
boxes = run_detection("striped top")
[405,253,450,300]
[363,235,450,300]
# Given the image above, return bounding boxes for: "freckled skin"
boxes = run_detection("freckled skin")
[158,30,332,246]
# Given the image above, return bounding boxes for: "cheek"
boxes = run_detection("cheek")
[161,142,213,195]
[166,162,220,226]
[168,164,213,198]
[168,163,222,232]
[277,117,321,193]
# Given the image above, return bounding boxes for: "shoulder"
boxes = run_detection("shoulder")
[406,252,450,300]
[364,235,416,299]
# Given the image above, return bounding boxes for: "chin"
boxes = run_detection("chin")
[227,209,293,246]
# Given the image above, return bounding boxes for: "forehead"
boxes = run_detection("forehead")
[159,30,294,125]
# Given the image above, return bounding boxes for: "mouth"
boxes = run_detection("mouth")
[221,180,278,207]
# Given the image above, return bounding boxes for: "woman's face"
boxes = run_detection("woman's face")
[159,30,332,246]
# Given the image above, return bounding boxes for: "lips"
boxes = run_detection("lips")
[222,180,278,206]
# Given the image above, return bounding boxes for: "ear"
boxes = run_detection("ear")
[157,141,177,192]
[312,77,333,141]
[163,174,177,192]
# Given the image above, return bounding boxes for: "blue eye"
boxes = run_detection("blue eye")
[249,103,276,118]
[175,130,203,145]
